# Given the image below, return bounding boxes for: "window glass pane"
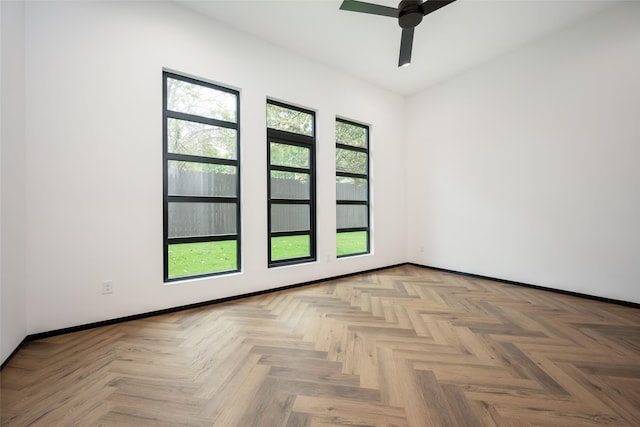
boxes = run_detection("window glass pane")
[336,148,367,175]
[337,231,368,256]
[168,203,236,238]
[168,162,237,197]
[336,177,367,201]
[168,240,237,278]
[271,204,310,233]
[167,77,236,122]
[336,121,367,148]
[270,142,309,168]
[267,103,313,136]
[337,205,368,229]
[271,171,310,200]
[271,235,310,261]
[167,118,237,159]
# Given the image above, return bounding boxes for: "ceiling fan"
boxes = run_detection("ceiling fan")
[339,0,457,67]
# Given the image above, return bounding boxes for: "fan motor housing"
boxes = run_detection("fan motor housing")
[398,0,423,28]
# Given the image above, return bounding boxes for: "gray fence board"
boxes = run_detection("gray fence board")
[168,171,368,238]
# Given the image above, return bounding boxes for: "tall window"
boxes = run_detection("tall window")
[163,72,240,281]
[266,100,316,266]
[336,118,370,257]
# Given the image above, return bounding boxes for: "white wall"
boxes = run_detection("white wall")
[24,1,406,335]
[1,0,28,364]
[406,2,640,303]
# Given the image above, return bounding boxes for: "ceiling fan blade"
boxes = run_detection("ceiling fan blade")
[420,0,457,16]
[340,0,399,18]
[398,27,414,67]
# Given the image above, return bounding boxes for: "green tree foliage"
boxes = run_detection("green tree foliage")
[167,77,236,122]
[270,142,309,168]
[336,120,367,148]
[266,103,313,136]
[336,121,368,175]
[167,78,237,173]
[336,148,367,174]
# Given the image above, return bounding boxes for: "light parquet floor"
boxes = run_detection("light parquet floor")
[2,264,640,426]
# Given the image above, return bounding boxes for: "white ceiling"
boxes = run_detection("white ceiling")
[176,0,620,96]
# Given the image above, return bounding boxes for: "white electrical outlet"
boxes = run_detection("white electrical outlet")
[420,245,425,253]
[102,280,114,294]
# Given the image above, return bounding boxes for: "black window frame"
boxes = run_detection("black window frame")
[163,71,241,282]
[267,99,316,267]
[336,118,370,257]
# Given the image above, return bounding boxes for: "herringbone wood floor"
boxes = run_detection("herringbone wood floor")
[1,265,639,426]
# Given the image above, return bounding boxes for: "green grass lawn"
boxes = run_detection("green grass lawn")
[271,235,310,261]
[168,240,237,278]
[169,231,368,278]
[336,231,368,256]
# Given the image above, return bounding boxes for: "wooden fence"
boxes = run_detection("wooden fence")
[168,170,367,237]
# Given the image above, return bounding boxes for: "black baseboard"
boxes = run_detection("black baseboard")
[3,261,637,370]
[408,263,640,310]
[0,338,28,371]
[1,263,405,370]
